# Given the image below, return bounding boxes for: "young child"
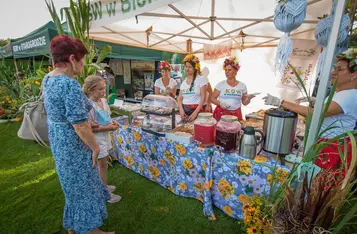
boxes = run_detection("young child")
[83,75,122,203]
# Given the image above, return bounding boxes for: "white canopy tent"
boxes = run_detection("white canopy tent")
[87,0,333,116]
[87,0,348,150]
[89,0,332,53]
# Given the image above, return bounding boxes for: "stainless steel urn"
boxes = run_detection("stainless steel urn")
[263,108,297,155]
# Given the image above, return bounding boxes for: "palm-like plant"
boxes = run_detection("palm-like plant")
[269,64,357,233]
[45,0,111,84]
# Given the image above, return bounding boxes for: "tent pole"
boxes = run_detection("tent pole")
[90,36,184,54]
[349,0,357,35]
[91,31,212,40]
[92,30,288,41]
[102,26,147,47]
[214,0,323,40]
[217,17,318,24]
[160,41,187,46]
[215,21,240,45]
[193,43,279,54]
[169,4,211,39]
[91,31,147,34]
[139,13,318,24]
[13,58,18,74]
[214,16,274,40]
[153,32,209,40]
[304,0,347,154]
[150,20,210,47]
[152,33,186,52]
[210,0,215,39]
[251,28,315,47]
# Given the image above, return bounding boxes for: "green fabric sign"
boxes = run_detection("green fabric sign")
[11,22,58,59]
[89,0,180,29]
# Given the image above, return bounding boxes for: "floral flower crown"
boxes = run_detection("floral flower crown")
[336,48,357,72]
[158,61,171,72]
[182,54,201,71]
[223,56,240,70]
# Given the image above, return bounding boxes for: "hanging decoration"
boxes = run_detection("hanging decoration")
[203,41,232,60]
[314,0,350,78]
[273,0,307,72]
[278,39,320,91]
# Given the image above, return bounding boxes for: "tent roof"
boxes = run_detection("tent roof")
[11,21,59,59]
[89,0,331,53]
[1,20,185,61]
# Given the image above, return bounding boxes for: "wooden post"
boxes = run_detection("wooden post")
[186,39,193,53]
[13,58,19,74]
[210,0,215,39]
[349,1,357,35]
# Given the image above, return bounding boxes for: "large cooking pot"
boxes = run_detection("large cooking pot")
[263,108,297,155]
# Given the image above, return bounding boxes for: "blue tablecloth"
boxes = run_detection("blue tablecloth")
[111,118,289,220]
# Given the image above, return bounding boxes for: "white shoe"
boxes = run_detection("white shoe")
[108,193,122,203]
[107,185,116,192]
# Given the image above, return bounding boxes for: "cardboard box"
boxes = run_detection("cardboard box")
[165,132,194,144]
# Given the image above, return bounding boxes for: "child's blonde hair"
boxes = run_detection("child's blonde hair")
[83,75,105,96]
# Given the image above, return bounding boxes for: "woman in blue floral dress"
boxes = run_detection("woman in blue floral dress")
[44,35,113,234]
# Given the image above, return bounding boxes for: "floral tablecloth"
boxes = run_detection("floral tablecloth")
[209,151,288,219]
[111,118,289,220]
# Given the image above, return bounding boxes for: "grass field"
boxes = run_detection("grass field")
[2,122,356,234]
[0,122,240,234]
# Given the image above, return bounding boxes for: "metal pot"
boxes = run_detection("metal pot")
[263,108,297,157]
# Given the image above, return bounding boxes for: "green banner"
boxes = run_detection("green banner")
[12,22,58,59]
[89,0,180,29]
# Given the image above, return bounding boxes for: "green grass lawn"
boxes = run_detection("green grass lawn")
[0,123,240,234]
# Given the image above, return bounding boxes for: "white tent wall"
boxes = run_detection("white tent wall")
[197,47,306,117]
[87,0,329,118]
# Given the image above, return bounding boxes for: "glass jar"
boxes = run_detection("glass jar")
[194,113,217,147]
[216,115,241,152]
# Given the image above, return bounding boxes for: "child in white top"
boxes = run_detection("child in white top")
[83,75,122,203]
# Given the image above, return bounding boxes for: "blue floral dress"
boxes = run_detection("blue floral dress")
[43,75,110,234]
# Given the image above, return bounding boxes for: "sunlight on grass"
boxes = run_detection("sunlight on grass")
[11,169,56,191]
[0,156,53,178]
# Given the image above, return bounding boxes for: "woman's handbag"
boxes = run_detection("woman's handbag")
[17,92,49,148]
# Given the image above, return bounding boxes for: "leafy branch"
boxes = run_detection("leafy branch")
[45,0,112,84]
